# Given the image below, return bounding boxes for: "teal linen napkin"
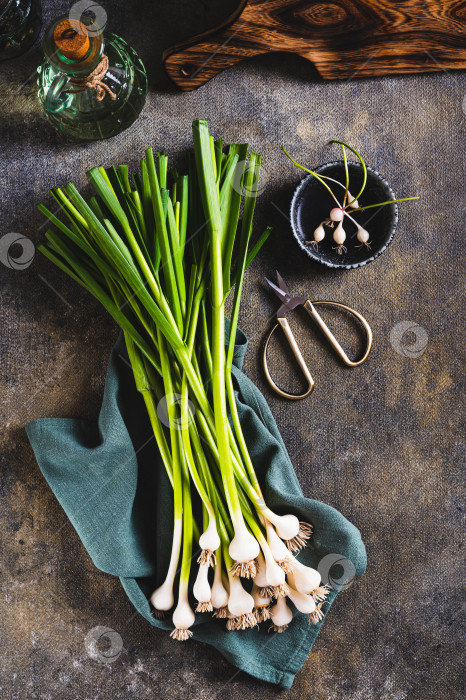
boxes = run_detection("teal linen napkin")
[26,327,366,689]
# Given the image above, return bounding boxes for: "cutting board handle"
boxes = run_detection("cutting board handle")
[163,1,265,92]
[163,0,466,92]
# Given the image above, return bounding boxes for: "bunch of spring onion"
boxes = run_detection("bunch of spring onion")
[38,120,328,640]
[282,141,419,253]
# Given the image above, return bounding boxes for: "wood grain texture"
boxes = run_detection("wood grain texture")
[163,0,466,91]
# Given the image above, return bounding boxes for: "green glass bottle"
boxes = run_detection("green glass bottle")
[0,0,41,60]
[37,14,147,141]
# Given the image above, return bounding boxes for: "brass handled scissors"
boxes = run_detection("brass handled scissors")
[263,272,373,400]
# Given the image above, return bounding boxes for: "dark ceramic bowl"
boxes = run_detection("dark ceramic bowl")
[290,161,398,269]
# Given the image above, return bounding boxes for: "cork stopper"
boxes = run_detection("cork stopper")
[53,19,90,61]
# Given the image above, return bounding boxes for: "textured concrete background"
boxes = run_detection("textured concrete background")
[1,1,465,698]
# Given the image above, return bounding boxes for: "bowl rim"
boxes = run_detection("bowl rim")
[289,160,399,270]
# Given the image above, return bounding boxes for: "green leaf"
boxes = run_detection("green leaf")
[60,181,182,350]
[178,175,189,256]
[192,120,223,244]
[145,148,183,333]
[166,195,186,313]
[118,165,131,193]
[221,144,248,292]
[226,152,261,371]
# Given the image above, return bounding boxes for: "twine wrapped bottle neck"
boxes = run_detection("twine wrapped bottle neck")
[66,54,116,101]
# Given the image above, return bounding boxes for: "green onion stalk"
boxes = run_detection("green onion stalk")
[38,120,325,640]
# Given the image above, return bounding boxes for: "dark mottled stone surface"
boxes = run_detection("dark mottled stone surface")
[0,1,464,698]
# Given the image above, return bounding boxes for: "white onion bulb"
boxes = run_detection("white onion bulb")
[288,560,321,594]
[199,518,220,553]
[313,224,325,243]
[229,524,260,563]
[330,207,345,222]
[261,540,286,586]
[263,510,299,540]
[286,585,316,614]
[227,575,254,616]
[356,226,370,244]
[270,595,293,628]
[333,221,346,246]
[211,559,229,609]
[172,597,195,631]
[150,579,175,612]
[193,562,211,604]
[253,552,269,587]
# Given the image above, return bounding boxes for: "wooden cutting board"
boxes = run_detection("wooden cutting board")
[163,0,466,91]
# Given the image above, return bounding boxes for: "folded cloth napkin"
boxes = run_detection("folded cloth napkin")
[26,327,366,689]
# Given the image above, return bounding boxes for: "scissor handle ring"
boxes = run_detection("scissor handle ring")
[263,319,315,400]
[307,300,373,366]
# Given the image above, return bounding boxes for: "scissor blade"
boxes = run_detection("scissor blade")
[276,270,289,294]
[265,276,289,304]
